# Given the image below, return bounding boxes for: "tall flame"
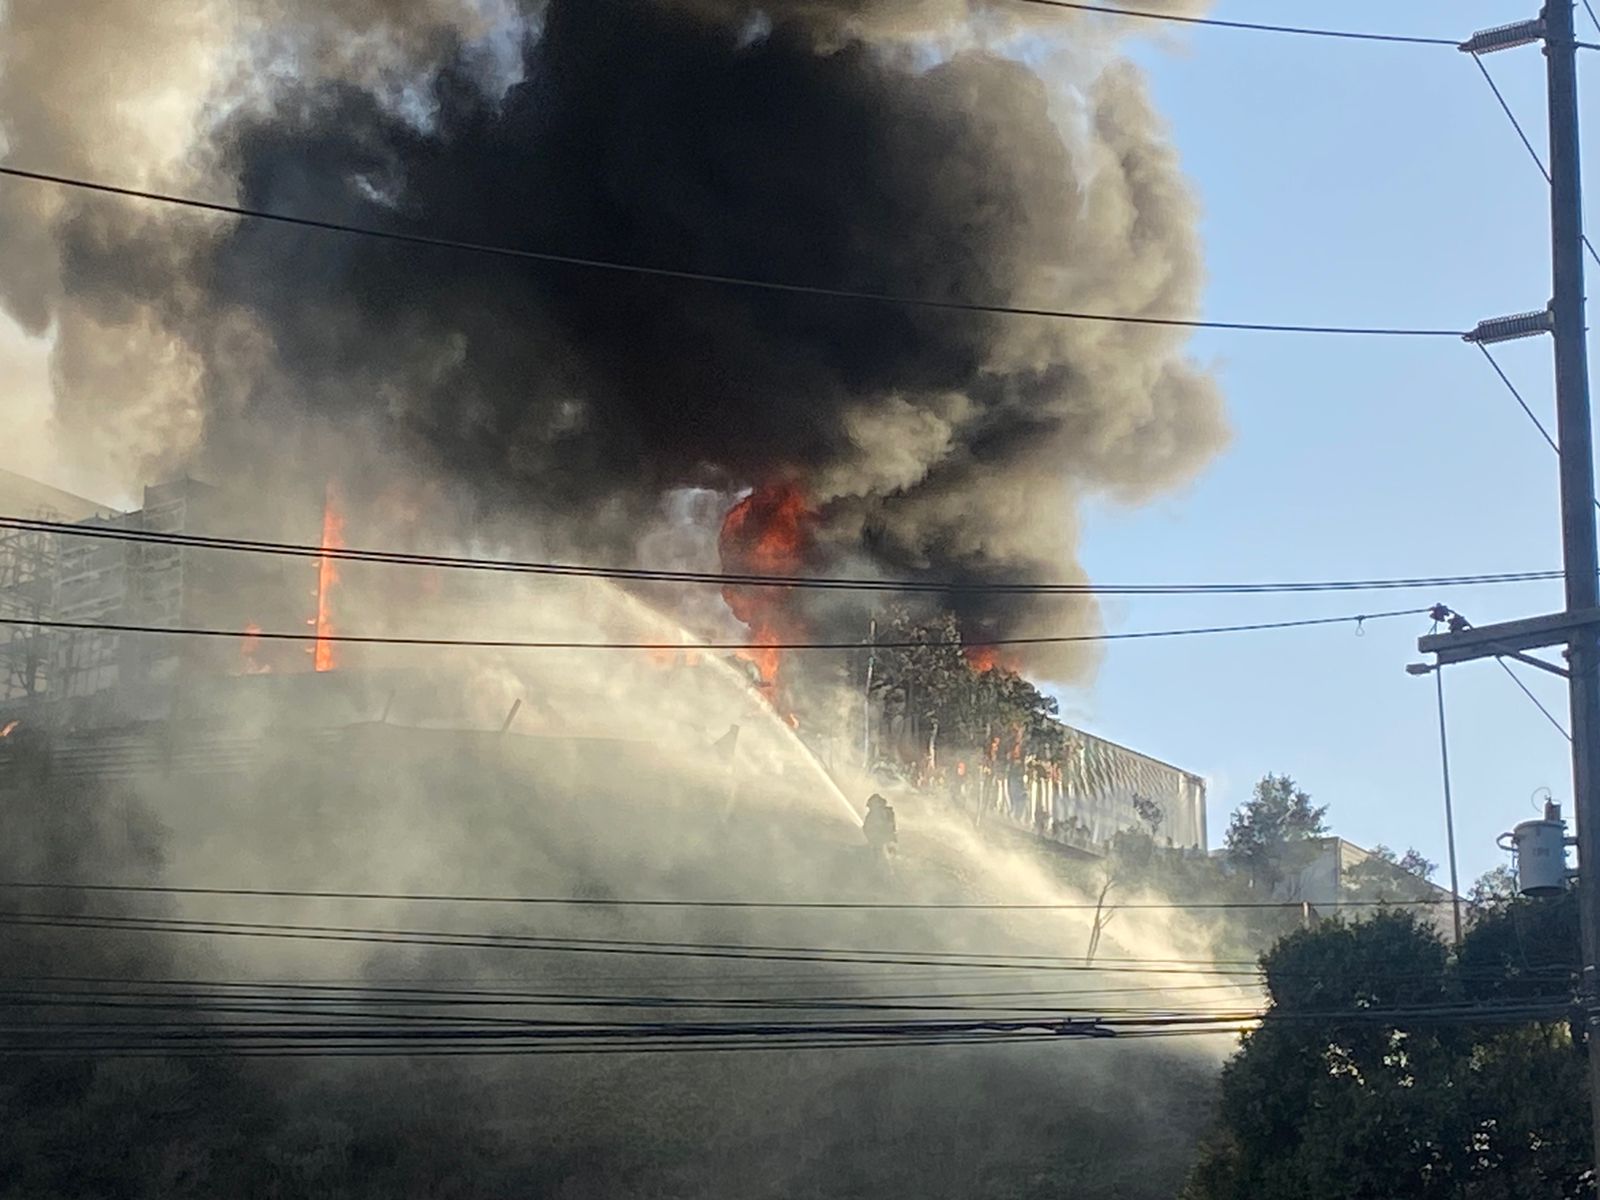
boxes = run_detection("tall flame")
[312,481,344,672]
[718,482,812,691]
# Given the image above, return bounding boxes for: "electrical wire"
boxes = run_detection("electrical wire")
[0,964,1568,1061]
[1004,0,1456,45]
[0,1033,1085,1059]
[13,910,1543,984]
[0,999,1553,1032]
[0,606,1431,653]
[0,1000,1562,1032]
[0,165,1466,339]
[0,980,1262,1013]
[0,977,1262,1010]
[0,990,1236,1022]
[1472,344,1600,513]
[1496,656,1573,741]
[1468,54,1600,270]
[1476,343,1560,454]
[0,910,1279,975]
[0,998,1568,1060]
[1585,0,1600,40]
[0,879,1455,911]
[9,974,1260,994]
[0,514,1564,597]
[1472,54,1552,185]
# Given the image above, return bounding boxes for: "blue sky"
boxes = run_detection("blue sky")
[1065,1,1589,883]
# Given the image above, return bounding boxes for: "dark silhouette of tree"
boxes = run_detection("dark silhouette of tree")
[1468,865,1520,913]
[1183,906,1591,1200]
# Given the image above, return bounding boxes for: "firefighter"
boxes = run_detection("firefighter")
[862,793,898,860]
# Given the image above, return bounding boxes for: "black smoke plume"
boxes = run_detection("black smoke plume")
[17,0,1224,679]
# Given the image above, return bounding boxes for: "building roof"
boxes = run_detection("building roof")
[0,467,112,522]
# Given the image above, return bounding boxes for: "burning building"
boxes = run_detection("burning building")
[0,0,1228,689]
[0,475,318,726]
[0,3,1243,1188]
[1,465,1208,851]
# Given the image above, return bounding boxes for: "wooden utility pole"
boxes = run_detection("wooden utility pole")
[1441,3,1600,1172]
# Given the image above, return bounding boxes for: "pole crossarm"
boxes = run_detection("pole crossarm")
[1418,608,1600,666]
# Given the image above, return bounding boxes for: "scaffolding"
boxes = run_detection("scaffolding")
[0,511,61,700]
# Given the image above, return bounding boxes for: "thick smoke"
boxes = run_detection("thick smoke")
[1,0,1224,681]
[0,7,1247,1194]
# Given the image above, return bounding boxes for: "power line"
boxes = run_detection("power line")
[0,998,1568,1060]
[0,607,1429,652]
[0,879,1454,911]
[0,987,1249,1022]
[1586,0,1600,40]
[1473,344,1600,513]
[0,515,1564,597]
[16,910,1538,984]
[1005,0,1456,46]
[1473,53,1552,184]
[1468,54,1600,270]
[0,974,1260,1001]
[0,999,1551,1031]
[0,979,1261,1017]
[0,1034,1087,1059]
[1497,656,1573,741]
[1477,343,1560,454]
[0,990,1561,1032]
[0,164,1466,339]
[0,910,1277,975]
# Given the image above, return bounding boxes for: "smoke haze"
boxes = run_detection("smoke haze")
[0,573,1243,1197]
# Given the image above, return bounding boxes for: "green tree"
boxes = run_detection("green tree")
[1468,865,1520,913]
[1396,846,1438,879]
[1343,844,1440,904]
[865,606,1068,774]
[1223,774,1329,891]
[1183,906,1591,1200]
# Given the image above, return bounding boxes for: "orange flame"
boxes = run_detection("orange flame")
[0,720,18,739]
[718,482,812,690]
[964,645,999,673]
[964,644,1022,674]
[311,482,344,672]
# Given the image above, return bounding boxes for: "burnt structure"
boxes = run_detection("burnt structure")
[0,477,305,727]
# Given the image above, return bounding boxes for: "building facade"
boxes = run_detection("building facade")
[1,477,303,725]
[1273,836,1458,929]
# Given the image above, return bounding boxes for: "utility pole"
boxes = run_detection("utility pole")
[1545,3,1600,1166]
[1445,3,1600,1171]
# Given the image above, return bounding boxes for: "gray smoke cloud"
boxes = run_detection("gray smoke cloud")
[0,9,1244,1193]
[0,0,1225,681]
